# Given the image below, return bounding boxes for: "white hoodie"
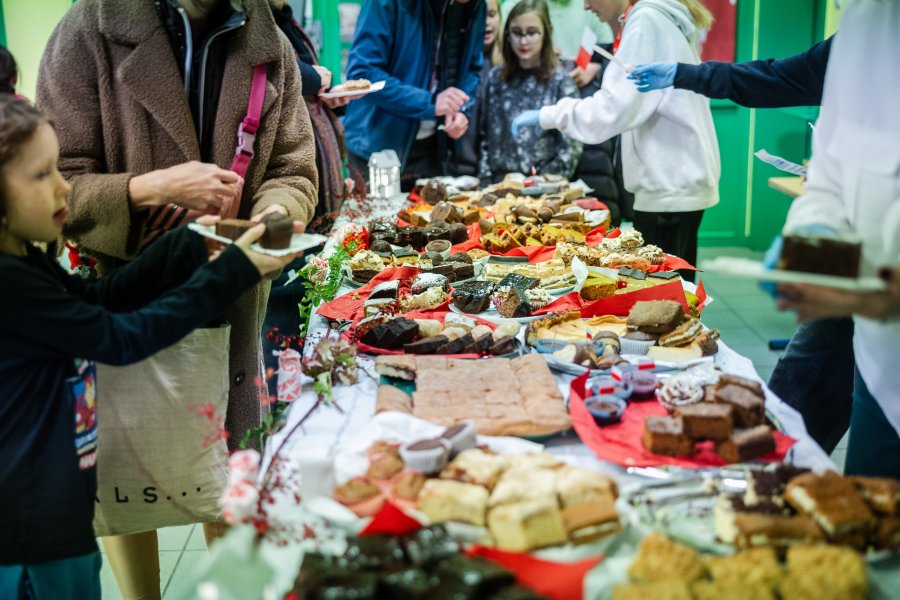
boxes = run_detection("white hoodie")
[539,0,720,213]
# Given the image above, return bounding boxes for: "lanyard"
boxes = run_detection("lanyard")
[612,1,636,54]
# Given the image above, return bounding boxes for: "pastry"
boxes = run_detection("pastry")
[361,318,419,350]
[641,416,694,456]
[440,421,477,458]
[411,273,450,294]
[259,212,293,249]
[658,317,703,347]
[692,580,775,600]
[677,402,733,441]
[362,297,395,317]
[489,468,558,508]
[779,234,862,278]
[441,448,509,490]
[874,516,900,550]
[412,319,443,338]
[421,180,448,205]
[703,547,781,594]
[430,201,463,224]
[782,544,868,600]
[493,320,522,340]
[620,331,657,355]
[713,493,788,545]
[470,324,493,339]
[785,471,875,538]
[716,425,775,463]
[400,286,449,312]
[366,452,404,480]
[732,513,824,549]
[487,499,568,551]
[561,496,621,543]
[714,384,765,428]
[376,385,413,413]
[744,463,810,507]
[717,374,764,397]
[628,532,707,584]
[333,477,384,517]
[626,300,685,334]
[555,466,618,507]
[329,78,371,93]
[580,274,617,301]
[369,279,400,300]
[612,582,692,600]
[374,354,418,380]
[646,345,703,363]
[399,438,450,475]
[693,328,721,356]
[417,479,489,527]
[215,218,255,240]
[348,249,385,273]
[848,476,900,514]
[657,378,704,412]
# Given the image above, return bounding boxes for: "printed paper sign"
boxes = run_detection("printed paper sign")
[755,149,808,177]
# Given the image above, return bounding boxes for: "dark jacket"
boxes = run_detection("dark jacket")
[0,229,259,564]
[36,0,318,449]
[343,0,486,167]
[448,52,493,177]
[674,36,832,108]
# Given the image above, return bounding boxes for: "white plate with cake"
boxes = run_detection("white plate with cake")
[320,79,385,99]
[187,221,327,257]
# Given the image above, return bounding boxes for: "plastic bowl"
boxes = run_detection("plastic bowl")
[585,395,627,426]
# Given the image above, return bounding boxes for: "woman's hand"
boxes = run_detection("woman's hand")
[569,62,601,88]
[313,65,332,94]
[233,224,302,278]
[777,267,900,322]
[129,161,242,213]
[443,112,469,140]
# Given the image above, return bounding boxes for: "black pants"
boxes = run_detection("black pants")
[348,135,443,193]
[633,210,704,283]
[261,256,310,398]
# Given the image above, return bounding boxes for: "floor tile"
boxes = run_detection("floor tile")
[101,551,180,600]
[186,524,210,551]
[164,551,208,599]
[158,525,194,551]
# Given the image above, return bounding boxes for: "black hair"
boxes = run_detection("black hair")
[0,95,49,234]
[0,45,18,95]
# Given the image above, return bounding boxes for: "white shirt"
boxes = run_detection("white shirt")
[538,0,720,213]
[784,0,900,431]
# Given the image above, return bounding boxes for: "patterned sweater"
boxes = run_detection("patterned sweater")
[478,65,582,182]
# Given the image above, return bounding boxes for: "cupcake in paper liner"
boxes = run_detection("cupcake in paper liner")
[626,370,658,401]
[440,420,477,458]
[399,438,451,475]
[620,331,657,355]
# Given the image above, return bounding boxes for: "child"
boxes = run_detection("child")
[0,98,296,598]
[512,0,719,281]
[477,0,582,183]
[0,45,21,99]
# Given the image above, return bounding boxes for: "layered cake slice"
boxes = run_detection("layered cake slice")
[732,513,824,549]
[452,280,496,314]
[626,300,685,334]
[487,499,568,552]
[779,233,862,278]
[785,471,875,539]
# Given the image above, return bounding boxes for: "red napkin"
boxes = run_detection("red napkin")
[467,545,602,600]
[696,278,707,307]
[488,245,557,263]
[359,500,423,537]
[532,291,586,315]
[532,279,691,317]
[654,254,697,273]
[316,267,420,321]
[569,373,797,468]
[408,189,422,204]
[585,226,608,247]
[573,197,608,211]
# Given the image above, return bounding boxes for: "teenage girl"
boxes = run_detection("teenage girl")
[478,0,582,182]
[0,97,296,599]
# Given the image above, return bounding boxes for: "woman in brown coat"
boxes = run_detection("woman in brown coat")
[37,0,317,597]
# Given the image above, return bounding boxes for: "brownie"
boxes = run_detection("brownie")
[369,280,400,300]
[403,525,460,567]
[715,384,765,428]
[435,555,515,596]
[496,273,539,291]
[401,227,427,250]
[489,336,519,356]
[453,281,496,314]
[447,223,469,244]
[345,535,407,570]
[215,218,255,240]
[455,333,476,353]
[716,425,776,463]
[779,233,861,278]
[447,252,473,265]
[471,333,495,354]
[641,416,694,457]
[412,273,451,294]
[452,263,475,281]
[627,300,685,334]
[648,271,680,280]
[361,319,420,350]
[404,336,449,355]
[716,374,764,397]
[429,264,457,282]
[352,268,381,283]
[378,568,435,597]
[436,335,469,355]
[677,403,733,441]
[260,212,293,249]
[498,285,533,318]
[422,181,448,205]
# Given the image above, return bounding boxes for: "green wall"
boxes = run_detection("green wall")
[2,0,73,101]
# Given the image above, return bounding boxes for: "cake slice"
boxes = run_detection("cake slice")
[626,300,685,334]
[417,479,489,527]
[561,496,621,544]
[677,402,733,441]
[714,384,765,428]
[658,317,703,347]
[779,233,862,278]
[732,513,824,549]
[782,544,868,600]
[452,280,496,314]
[848,475,900,515]
[703,547,781,594]
[487,499,568,551]
[580,274,617,301]
[785,471,875,538]
[716,425,776,463]
[641,415,694,457]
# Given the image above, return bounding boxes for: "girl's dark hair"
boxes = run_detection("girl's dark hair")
[501,0,557,84]
[0,96,48,232]
[0,45,18,95]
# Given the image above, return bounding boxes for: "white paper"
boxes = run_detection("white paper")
[754,149,808,176]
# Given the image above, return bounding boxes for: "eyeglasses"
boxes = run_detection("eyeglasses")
[508,29,543,42]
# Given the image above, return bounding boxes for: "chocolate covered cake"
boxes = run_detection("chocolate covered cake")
[259,213,293,249]
[453,281,496,314]
[215,218,254,240]
[361,318,419,350]
[779,234,861,278]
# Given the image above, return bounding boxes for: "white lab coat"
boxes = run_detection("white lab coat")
[784,0,900,431]
[538,0,720,213]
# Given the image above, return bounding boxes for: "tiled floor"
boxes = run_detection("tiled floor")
[98,245,849,599]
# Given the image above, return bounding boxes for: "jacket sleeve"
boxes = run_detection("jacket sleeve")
[674,37,832,108]
[459,3,486,99]
[297,59,323,97]
[477,77,493,182]
[36,9,144,260]
[538,13,665,145]
[345,0,435,120]
[251,40,320,224]
[0,246,261,366]
[543,74,583,179]
[67,227,210,311]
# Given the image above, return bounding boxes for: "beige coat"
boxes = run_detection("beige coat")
[37,0,318,448]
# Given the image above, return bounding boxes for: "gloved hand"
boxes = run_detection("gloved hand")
[511,110,541,137]
[627,63,677,92]
[760,224,837,297]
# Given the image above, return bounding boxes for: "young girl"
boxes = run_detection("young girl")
[513,0,719,280]
[0,98,295,598]
[477,0,582,183]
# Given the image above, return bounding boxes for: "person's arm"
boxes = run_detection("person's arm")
[477,76,493,182]
[458,3,487,100]
[67,226,209,311]
[542,74,583,178]
[0,246,261,366]
[36,10,145,260]
[249,40,320,224]
[297,59,323,97]
[345,0,435,120]
[674,37,832,108]
[539,14,665,145]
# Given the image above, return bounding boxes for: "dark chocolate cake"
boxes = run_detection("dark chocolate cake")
[259,213,293,249]
[453,281,496,314]
[779,234,861,278]
[360,318,419,349]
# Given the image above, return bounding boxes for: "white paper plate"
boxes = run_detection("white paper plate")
[319,80,386,99]
[700,256,886,292]
[187,222,327,257]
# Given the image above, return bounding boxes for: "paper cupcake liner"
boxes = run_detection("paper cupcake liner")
[620,337,656,355]
[399,440,450,475]
[441,420,478,458]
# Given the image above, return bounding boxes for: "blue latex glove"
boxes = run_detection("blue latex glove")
[760,224,838,297]
[511,110,541,137]
[627,63,677,92]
